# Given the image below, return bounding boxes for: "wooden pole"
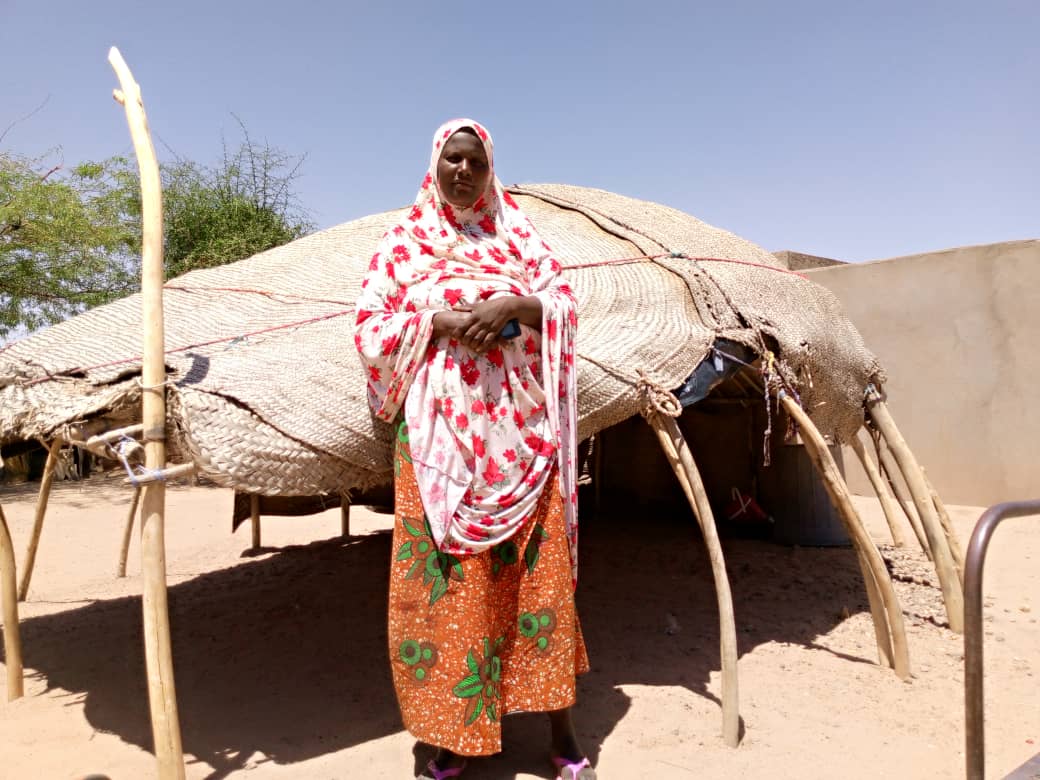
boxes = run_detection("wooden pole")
[84,423,145,450]
[118,487,142,578]
[877,442,931,558]
[109,47,185,779]
[339,495,351,538]
[17,437,63,601]
[592,433,604,518]
[923,469,965,586]
[647,415,740,746]
[0,504,24,700]
[866,391,963,634]
[250,495,261,549]
[779,394,910,679]
[797,426,893,670]
[122,463,196,486]
[850,434,908,547]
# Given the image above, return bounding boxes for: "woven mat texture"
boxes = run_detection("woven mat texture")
[0,184,883,495]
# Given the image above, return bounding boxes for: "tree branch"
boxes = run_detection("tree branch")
[0,95,52,146]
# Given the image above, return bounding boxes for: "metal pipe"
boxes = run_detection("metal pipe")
[964,499,1040,780]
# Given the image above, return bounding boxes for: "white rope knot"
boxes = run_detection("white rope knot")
[637,369,682,420]
[135,376,176,391]
[106,436,159,486]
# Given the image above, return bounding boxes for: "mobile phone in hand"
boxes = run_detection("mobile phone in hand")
[499,318,521,339]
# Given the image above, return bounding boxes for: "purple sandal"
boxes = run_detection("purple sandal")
[552,755,594,780]
[422,758,467,780]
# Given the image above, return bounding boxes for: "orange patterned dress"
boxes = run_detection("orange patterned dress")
[388,419,588,756]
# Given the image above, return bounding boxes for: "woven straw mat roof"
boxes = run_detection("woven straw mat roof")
[0,184,884,496]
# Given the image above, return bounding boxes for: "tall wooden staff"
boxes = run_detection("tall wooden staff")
[0,504,23,700]
[108,47,186,779]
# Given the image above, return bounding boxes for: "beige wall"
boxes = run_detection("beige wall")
[806,240,1040,506]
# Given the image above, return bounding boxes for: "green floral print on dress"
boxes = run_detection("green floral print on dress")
[396,514,464,606]
[398,639,438,684]
[453,635,505,726]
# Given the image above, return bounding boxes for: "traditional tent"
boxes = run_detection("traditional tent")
[0,53,964,777]
[0,180,964,726]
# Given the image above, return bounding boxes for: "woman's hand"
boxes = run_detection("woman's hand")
[431,309,472,340]
[434,296,542,354]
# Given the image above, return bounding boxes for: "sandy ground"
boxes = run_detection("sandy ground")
[0,472,1038,780]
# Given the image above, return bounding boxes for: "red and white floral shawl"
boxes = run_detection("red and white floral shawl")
[354,119,579,582]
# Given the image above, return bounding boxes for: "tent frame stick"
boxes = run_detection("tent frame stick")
[649,417,740,746]
[340,495,351,538]
[850,433,907,548]
[779,393,910,679]
[17,437,63,601]
[923,469,965,585]
[866,389,963,633]
[0,503,23,700]
[118,486,142,578]
[250,495,261,548]
[109,46,185,779]
[877,441,930,558]
[641,395,740,747]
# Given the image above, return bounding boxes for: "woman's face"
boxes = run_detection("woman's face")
[437,130,491,209]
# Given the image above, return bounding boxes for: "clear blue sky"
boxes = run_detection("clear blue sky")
[3,0,1037,262]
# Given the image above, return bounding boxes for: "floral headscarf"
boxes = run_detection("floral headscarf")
[354,119,580,582]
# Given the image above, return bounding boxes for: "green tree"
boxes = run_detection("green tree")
[0,151,139,337]
[161,126,312,278]
[0,126,313,340]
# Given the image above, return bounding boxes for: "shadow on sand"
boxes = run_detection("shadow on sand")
[2,507,870,778]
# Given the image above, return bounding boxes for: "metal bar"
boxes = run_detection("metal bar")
[964,498,1040,780]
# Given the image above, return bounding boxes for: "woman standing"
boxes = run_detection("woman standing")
[354,119,595,780]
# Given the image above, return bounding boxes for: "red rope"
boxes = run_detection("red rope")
[565,253,808,279]
[163,284,355,307]
[686,256,809,280]
[565,253,669,269]
[18,252,806,386]
[24,309,354,386]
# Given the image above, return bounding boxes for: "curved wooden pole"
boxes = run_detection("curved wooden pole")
[850,434,907,548]
[923,469,965,586]
[647,414,740,746]
[803,428,892,669]
[780,394,910,679]
[17,437,63,601]
[117,487,142,578]
[0,504,24,700]
[866,391,963,634]
[109,46,185,779]
[877,442,930,559]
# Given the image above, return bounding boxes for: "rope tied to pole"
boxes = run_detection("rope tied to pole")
[110,435,167,486]
[636,369,682,420]
[136,376,177,391]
